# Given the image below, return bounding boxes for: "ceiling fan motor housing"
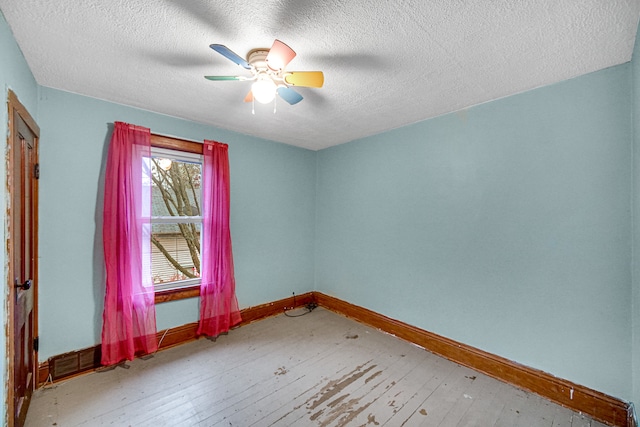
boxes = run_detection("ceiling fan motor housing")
[247,49,271,72]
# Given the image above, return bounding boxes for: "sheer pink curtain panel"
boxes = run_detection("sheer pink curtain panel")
[197,140,242,337]
[101,121,157,365]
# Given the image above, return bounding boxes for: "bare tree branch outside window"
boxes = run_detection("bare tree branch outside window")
[150,158,202,284]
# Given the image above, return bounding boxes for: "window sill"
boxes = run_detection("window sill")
[155,285,200,303]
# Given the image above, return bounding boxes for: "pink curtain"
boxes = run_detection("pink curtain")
[197,140,242,337]
[101,122,157,365]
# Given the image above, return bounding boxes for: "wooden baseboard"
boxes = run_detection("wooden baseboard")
[38,292,314,386]
[37,361,49,386]
[36,290,634,427]
[312,291,633,427]
[239,292,315,325]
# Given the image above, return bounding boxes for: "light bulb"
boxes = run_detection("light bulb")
[157,158,172,171]
[251,77,277,104]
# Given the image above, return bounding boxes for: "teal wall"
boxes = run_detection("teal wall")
[633,20,640,413]
[36,87,317,359]
[316,65,634,401]
[0,10,39,426]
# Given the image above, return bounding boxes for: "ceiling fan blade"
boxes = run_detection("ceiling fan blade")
[284,71,324,88]
[209,44,251,70]
[244,90,254,103]
[204,75,245,81]
[277,87,303,105]
[266,39,296,71]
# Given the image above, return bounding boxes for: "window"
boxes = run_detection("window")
[149,135,205,302]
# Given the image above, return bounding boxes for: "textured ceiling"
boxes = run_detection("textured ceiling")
[1,1,639,150]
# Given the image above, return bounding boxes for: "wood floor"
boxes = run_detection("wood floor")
[25,308,609,427]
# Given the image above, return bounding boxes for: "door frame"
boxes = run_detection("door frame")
[6,90,40,427]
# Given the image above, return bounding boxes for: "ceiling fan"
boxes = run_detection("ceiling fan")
[205,39,324,107]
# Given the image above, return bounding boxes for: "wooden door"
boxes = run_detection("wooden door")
[8,90,39,427]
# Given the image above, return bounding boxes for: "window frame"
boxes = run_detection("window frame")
[150,134,204,303]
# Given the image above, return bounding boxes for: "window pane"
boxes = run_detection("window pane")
[150,155,202,286]
[151,223,201,284]
[151,158,202,217]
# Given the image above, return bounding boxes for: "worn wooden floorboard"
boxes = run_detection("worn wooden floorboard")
[26,308,611,427]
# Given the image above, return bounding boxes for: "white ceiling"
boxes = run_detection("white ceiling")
[1,1,639,151]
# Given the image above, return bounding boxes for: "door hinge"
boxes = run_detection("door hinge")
[34,163,40,180]
[33,336,39,352]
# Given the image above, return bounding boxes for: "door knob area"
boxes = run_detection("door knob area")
[15,279,31,290]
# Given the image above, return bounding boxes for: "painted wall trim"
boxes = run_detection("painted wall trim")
[313,292,634,427]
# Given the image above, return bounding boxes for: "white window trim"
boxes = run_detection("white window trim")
[151,146,203,164]
[152,216,202,224]
[154,278,200,292]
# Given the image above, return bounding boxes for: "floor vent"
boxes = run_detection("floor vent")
[49,346,101,381]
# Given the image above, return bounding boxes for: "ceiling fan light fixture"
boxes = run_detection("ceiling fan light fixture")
[206,40,322,107]
[251,77,277,104]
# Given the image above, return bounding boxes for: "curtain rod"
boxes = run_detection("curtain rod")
[120,123,221,146]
